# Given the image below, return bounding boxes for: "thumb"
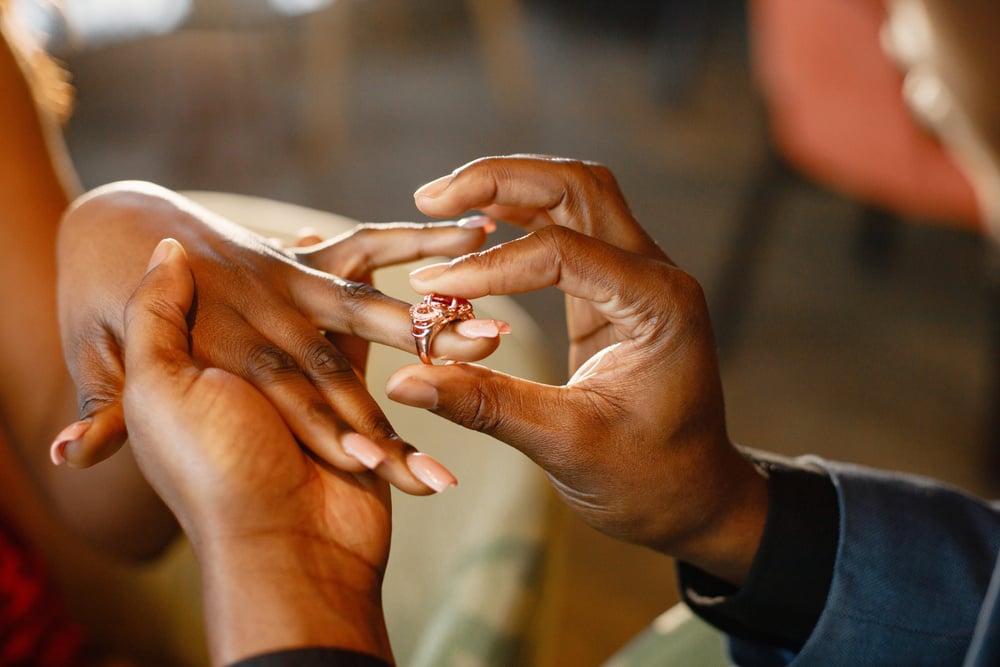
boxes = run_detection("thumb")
[122,238,197,386]
[386,362,582,471]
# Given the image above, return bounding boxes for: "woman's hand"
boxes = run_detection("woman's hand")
[388,156,769,584]
[55,181,502,494]
[122,239,392,665]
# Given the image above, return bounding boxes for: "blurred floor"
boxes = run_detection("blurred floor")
[61,0,995,664]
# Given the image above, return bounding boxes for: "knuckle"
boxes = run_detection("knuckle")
[671,268,708,305]
[300,398,338,426]
[456,391,502,434]
[244,343,300,381]
[78,392,115,418]
[302,340,354,381]
[351,408,397,441]
[340,279,379,301]
[447,370,504,434]
[531,225,573,258]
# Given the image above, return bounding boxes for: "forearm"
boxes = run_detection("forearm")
[0,21,75,447]
[0,26,176,557]
[197,535,393,667]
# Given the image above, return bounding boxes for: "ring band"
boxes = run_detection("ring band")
[409,294,475,364]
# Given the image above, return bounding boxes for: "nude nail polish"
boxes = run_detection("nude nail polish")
[386,376,439,410]
[455,319,512,339]
[342,433,388,470]
[414,175,452,200]
[50,419,91,465]
[407,452,458,493]
[458,216,496,232]
[409,262,450,282]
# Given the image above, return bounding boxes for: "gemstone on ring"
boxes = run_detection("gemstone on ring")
[409,293,475,364]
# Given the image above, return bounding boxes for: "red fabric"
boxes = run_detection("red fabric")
[0,517,86,667]
[748,0,982,228]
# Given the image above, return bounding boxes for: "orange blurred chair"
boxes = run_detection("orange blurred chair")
[712,0,998,455]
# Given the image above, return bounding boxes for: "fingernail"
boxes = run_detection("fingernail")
[458,216,495,232]
[386,376,439,410]
[414,175,452,201]
[454,319,511,339]
[50,419,91,465]
[407,452,457,493]
[146,238,177,272]
[410,262,450,283]
[341,433,388,470]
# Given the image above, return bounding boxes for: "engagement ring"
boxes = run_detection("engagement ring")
[409,294,475,365]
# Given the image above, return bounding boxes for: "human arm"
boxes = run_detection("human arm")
[396,156,1000,664]
[0,10,180,558]
[56,182,504,495]
[121,238,394,666]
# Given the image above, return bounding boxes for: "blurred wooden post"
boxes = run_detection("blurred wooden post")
[299,0,351,165]
[466,0,538,122]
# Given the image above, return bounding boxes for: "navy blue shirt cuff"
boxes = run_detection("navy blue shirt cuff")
[677,449,839,651]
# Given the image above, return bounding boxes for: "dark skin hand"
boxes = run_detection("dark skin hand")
[122,239,393,666]
[388,156,769,584]
[56,182,506,494]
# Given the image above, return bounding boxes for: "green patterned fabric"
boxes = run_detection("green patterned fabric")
[603,604,730,667]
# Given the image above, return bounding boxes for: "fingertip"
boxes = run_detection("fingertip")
[341,433,389,470]
[49,419,92,466]
[413,174,453,205]
[386,374,439,410]
[406,451,457,493]
[457,215,495,232]
[61,409,127,468]
[409,262,450,286]
[454,318,511,339]
[145,237,183,273]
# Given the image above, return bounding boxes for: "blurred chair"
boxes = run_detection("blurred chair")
[711,0,1000,455]
[17,0,537,162]
[297,0,537,163]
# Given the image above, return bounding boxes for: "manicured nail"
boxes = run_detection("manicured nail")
[386,376,439,410]
[410,262,450,282]
[146,238,177,272]
[458,216,495,232]
[454,319,511,339]
[406,452,457,493]
[341,433,388,470]
[50,419,91,465]
[414,175,452,201]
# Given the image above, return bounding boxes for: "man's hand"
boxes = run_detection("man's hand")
[389,156,769,584]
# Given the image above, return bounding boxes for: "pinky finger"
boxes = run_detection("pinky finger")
[50,403,127,468]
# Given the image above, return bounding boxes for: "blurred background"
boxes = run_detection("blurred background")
[27,0,996,663]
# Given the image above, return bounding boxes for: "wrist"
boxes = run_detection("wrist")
[656,444,770,586]
[196,531,392,666]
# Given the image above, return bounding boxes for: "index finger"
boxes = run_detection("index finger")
[413,155,664,258]
[408,225,689,339]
